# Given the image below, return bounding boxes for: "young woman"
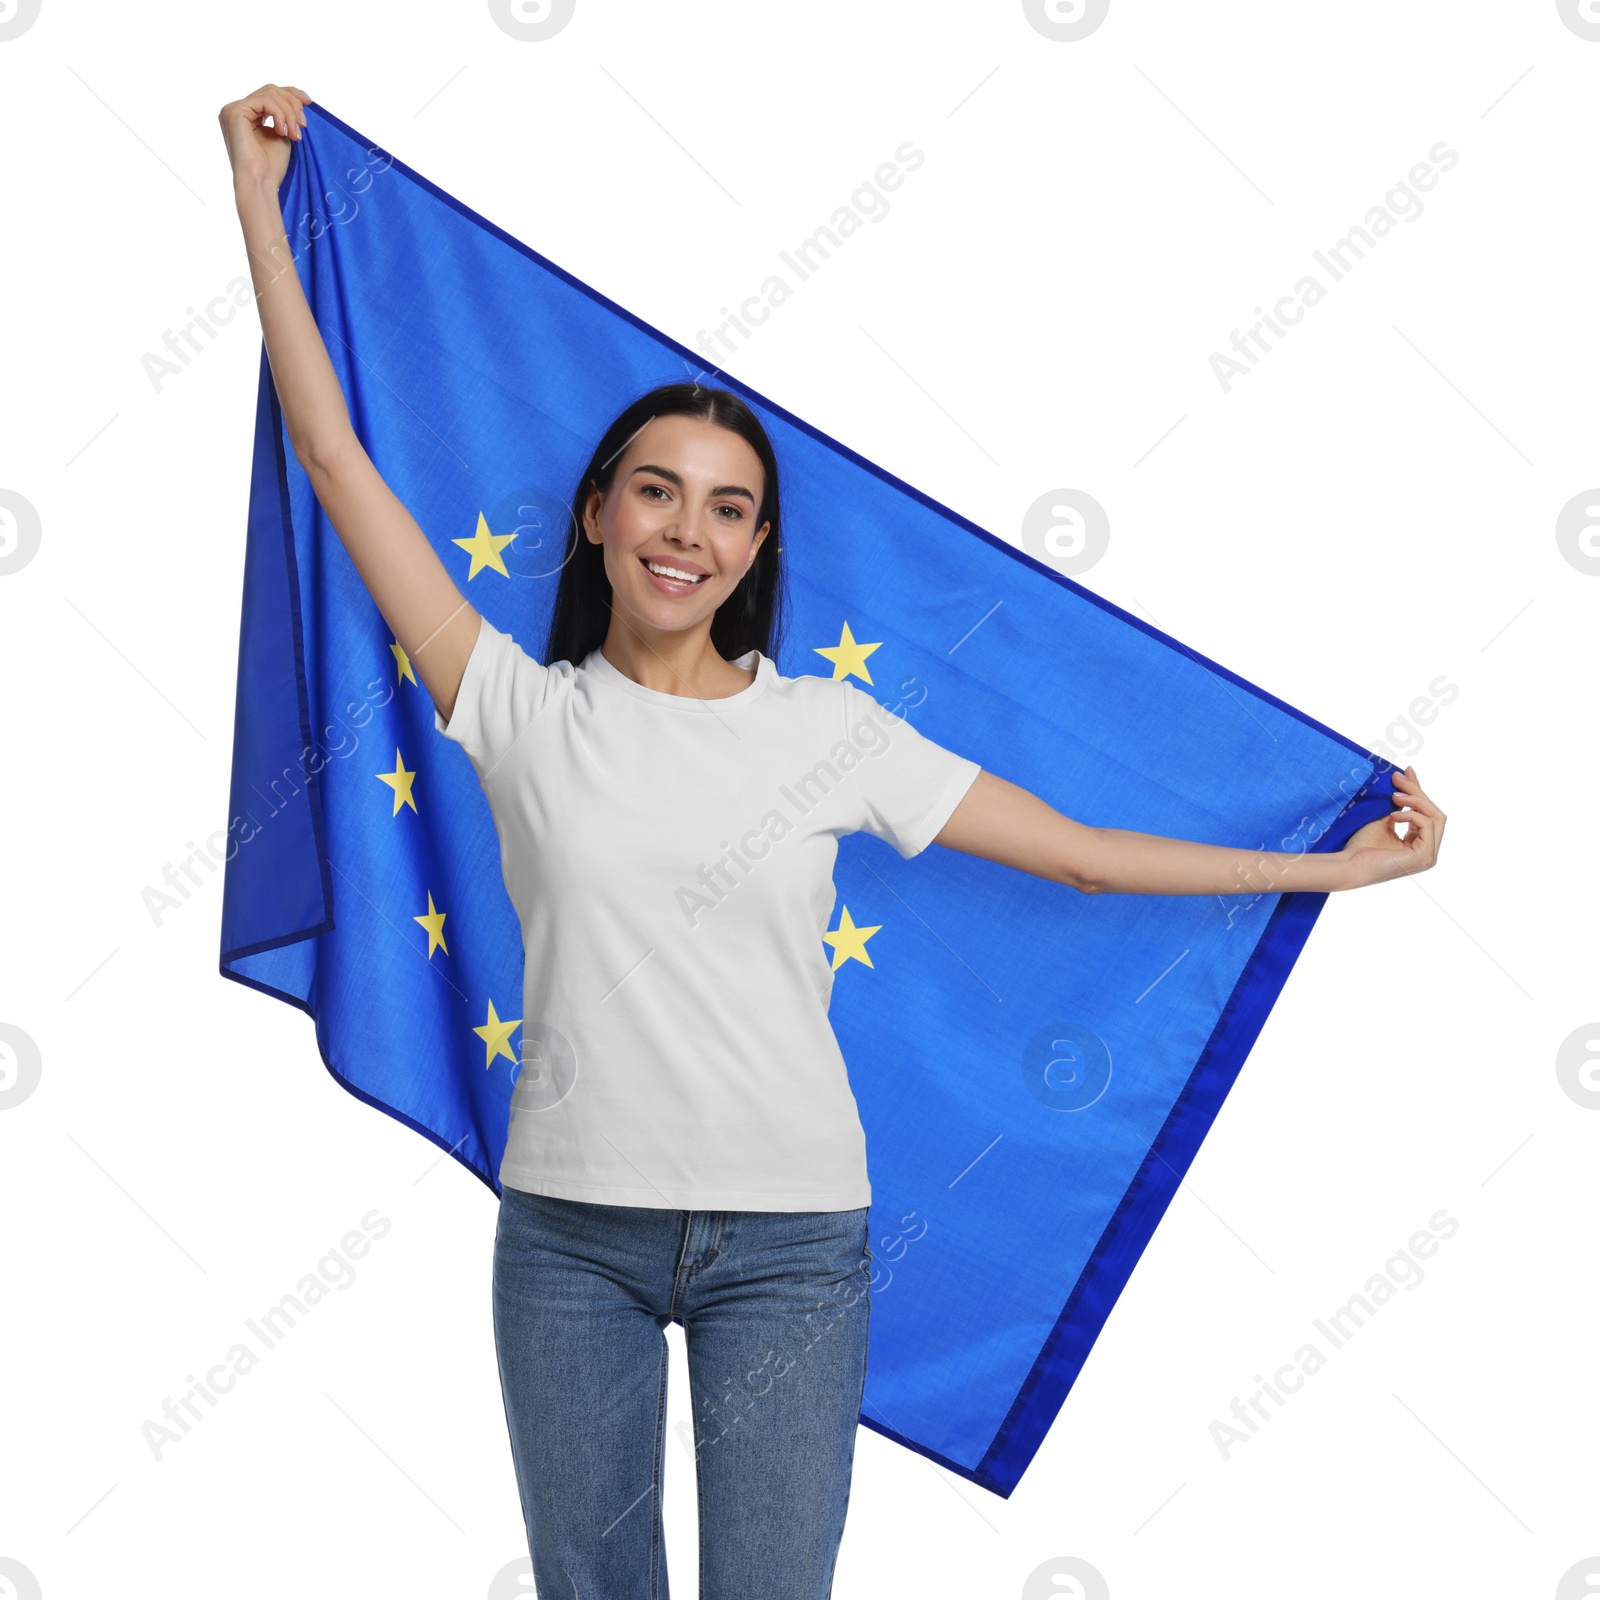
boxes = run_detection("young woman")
[221,83,1446,1600]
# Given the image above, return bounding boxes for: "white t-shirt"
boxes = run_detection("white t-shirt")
[434,614,983,1212]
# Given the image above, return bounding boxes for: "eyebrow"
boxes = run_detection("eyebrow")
[627,463,756,505]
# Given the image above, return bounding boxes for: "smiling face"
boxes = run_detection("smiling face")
[582,413,771,638]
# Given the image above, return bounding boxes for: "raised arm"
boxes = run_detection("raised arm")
[932,766,1445,895]
[220,83,482,724]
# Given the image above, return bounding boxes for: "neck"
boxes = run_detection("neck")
[598,616,756,699]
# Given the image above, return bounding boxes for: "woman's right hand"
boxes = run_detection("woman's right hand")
[218,83,312,189]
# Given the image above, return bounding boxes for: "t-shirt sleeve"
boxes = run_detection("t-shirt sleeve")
[838,680,983,860]
[433,613,554,777]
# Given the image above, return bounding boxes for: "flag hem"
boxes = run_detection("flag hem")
[219,342,504,1195]
[972,760,1394,1496]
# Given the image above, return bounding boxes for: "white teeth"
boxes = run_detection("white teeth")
[645,560,707,584]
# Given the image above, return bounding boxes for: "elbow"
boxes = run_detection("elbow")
[1054,858,1102,894]
[1057,827,1104,894]
[295,432,361,482]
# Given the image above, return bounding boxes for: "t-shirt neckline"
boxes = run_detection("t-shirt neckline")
[580,645,773,712]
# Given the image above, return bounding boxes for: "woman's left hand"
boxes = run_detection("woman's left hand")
[1337,765,1447,888]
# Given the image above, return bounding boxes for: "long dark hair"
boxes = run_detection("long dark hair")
[543,383,787,670]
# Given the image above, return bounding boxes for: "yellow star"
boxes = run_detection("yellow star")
[473,997,522,1070]
[376,748,418,815]
[390,638,417,687]
[452,510,517,580]
[413,891,448,958]
[823,905,882,970]
[814,621,881,684]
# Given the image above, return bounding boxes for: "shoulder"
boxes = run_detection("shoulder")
[483,618,579,684]
[765,657,874,704]
[467,616,581,715]
[762,667,909,760]
[764,662,867,720]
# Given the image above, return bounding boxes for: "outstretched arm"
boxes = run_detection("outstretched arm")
[220,82,482,724]
[932,765,1445,895]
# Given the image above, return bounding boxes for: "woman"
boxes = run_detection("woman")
[220,83,1445,1599]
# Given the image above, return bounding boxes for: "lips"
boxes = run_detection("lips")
[639,555,711,593]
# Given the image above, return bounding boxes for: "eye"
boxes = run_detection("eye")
[715,503,744,520]
[640,483,669,500]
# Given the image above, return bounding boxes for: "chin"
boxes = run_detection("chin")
[629,594,712,630]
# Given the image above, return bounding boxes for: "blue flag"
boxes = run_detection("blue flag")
[221,104,1397,1497]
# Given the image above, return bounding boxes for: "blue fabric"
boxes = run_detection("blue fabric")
[220,104,1398,1498]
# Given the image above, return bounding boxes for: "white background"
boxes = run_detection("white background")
[1,2,1594,1597]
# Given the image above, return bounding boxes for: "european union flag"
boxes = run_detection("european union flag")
[220,103,1398,1497]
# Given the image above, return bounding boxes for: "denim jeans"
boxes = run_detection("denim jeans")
[493,1186,874,1599]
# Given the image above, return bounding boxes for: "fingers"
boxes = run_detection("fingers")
[1383,803,1435,851]
[1399,811,1438,866]
[267,90,300,140]
[271,89,296,138]
[237,83,308,140]
[1354,765,1444,879]
[1390,765,1446,825]
[278,86,312,134]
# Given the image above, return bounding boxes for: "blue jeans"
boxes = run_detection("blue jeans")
[493,1186,874,1599]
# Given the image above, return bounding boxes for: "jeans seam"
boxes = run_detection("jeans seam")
[653,1330,670,1600]
[695,1346,708,1600]
[826,1224,873,1597]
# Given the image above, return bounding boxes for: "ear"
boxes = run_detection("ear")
[746,520,771,570]
[582,482,604,544]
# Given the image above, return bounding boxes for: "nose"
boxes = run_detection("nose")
[662,514,705,550]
